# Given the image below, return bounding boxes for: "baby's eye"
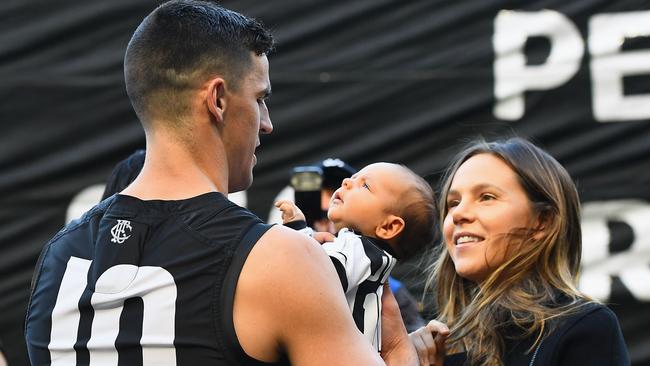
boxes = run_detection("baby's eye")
[363,182,370,190]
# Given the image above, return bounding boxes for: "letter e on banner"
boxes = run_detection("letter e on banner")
[589,11,650,122]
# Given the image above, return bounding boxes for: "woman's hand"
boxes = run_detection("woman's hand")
[409,319,450,366]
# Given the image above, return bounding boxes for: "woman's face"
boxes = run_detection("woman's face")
[443,153,538,283]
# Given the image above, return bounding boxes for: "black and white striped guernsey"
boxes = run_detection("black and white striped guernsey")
[25,192,289,366]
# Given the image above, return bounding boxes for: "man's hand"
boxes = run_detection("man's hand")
[275,200,306,223]
[409,319,449,366]
[381,283,419,366]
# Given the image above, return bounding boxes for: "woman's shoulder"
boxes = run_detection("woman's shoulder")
[552,302,622,339]
[561,302,616,326]
[540,302,629,365]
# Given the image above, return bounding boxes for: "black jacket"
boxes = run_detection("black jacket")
[446,302,629,366]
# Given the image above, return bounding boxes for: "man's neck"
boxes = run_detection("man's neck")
[121,127,228,200]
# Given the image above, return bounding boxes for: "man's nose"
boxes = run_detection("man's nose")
[260,106,272,134]
[260,118,272,134]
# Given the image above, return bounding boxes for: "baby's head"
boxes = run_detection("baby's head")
[327,162,436,259]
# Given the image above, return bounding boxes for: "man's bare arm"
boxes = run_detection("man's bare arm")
[234,225,417,365]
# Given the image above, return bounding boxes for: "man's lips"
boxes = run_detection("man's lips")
[253,143,260,163]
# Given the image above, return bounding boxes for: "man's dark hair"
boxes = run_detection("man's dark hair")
[124,0,274,125]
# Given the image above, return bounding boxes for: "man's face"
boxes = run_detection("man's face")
[327,163,407,236]
[222,54,273,193]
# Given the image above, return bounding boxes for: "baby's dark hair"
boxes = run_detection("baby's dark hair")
[391,166,437,259]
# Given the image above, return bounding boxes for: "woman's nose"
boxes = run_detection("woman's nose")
[451,200,474,224]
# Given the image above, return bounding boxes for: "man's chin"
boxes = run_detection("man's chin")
[229,175,253,194]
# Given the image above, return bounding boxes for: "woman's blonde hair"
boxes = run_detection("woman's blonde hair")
[426,137,591,366]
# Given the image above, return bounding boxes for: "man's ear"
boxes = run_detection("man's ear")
[375,214,405,241]
[206,78,226,123]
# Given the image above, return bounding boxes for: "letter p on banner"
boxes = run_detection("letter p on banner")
[493,10,584,120]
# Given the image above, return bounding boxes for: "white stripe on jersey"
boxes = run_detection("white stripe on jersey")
[49,257,91,366]
[49,256,178,365]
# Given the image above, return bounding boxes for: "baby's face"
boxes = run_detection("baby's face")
[327,163,407,236]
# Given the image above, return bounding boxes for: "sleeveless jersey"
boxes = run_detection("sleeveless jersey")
[25,193,289,366]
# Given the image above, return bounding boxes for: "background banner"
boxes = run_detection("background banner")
[1,0,649,364]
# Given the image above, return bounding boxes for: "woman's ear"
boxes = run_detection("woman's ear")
[206,78,226,123]
[375,215,405,241]
[532,210,551,240]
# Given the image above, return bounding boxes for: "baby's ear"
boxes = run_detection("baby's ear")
[375,215,405,241]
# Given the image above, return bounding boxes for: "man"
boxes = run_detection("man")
[25,1,417,365]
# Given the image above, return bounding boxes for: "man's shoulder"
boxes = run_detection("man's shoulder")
[241,225,337,294]
[48,197,115,248]
[253,225,324,262]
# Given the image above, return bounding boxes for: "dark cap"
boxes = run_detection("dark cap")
[318,158,357,189]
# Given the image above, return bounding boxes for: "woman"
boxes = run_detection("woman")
[410,137,629,366]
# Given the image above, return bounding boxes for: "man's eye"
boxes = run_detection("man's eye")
[447,200,460,208]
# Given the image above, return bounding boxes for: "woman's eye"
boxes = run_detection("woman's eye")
[480,193,496,201]
[447,199,460,208]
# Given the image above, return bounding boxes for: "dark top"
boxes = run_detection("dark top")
[445,302,630,366]
[25,192,290,366]
[101,149,146,200]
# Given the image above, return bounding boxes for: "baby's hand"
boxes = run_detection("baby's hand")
[274,200,306,223]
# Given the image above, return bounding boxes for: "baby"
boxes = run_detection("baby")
[276,162,436,351]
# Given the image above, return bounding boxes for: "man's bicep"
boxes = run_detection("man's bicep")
[279,240,383,365]
[249,227,384,366]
